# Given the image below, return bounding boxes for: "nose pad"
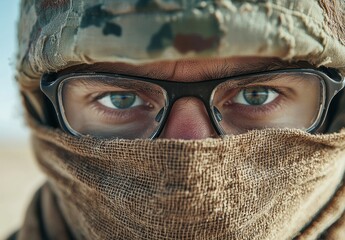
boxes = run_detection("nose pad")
[155,108,165,122]
[213,106,223,122]
[159,97,218,140]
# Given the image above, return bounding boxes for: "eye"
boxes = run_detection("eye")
[98,92,144,109]
[232,86,279,106]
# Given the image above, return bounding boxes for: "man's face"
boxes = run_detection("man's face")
[51,57,327,139]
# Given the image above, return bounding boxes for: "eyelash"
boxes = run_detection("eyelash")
[225,86,287,116]
[230,97,283,115]
[85,84,289,123]
[88,91,153,122]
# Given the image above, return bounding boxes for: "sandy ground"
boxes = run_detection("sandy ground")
[0,141,45,239]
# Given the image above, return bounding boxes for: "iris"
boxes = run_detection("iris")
[243,87,269,105]
[110,92,136,109]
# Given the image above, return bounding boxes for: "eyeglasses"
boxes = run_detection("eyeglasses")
[41,68,345,139]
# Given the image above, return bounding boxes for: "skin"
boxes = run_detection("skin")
[60,57,315,140]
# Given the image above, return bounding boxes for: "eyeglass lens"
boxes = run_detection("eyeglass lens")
[60,77,168,138]
[59,73,323,138]
[211,72,322,135]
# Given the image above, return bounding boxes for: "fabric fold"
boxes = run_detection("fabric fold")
[19,120,345,240]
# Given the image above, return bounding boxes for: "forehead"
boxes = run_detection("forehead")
[59,57,312,82]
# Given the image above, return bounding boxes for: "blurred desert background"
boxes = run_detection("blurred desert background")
[0,1,45,238]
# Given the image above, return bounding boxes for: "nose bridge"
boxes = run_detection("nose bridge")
[159,97,218,139]
[167,80,216,102]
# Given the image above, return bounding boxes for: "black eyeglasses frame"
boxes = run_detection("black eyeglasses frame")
[41,68,345,139]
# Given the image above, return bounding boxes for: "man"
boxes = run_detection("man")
[12,0,345,239]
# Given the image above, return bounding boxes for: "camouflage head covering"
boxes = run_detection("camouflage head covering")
[17,0,345,89]
[14,1,345,239]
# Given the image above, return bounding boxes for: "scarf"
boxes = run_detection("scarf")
[13,119,345,240]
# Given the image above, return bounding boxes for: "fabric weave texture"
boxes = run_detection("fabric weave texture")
[13,0,345,239]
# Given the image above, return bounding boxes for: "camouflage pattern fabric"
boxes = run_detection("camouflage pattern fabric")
[17,0,345,89]
[14,0,345,239]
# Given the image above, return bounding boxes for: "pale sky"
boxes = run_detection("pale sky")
[0,4,46,239]
[0,1,29,141]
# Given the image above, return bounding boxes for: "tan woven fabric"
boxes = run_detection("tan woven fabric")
[17,119,345,240]
[14,0,345,239]
[16,183,72,240]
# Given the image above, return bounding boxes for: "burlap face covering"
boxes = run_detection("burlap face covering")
[28,121,345,240]
[15,0,345,239]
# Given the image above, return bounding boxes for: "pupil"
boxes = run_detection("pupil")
[243,87,268,105]
[110,92,136,109]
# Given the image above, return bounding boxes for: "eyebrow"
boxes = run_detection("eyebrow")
[201,60,312,79]
[68,76,165,95]
[59,59,312,81]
